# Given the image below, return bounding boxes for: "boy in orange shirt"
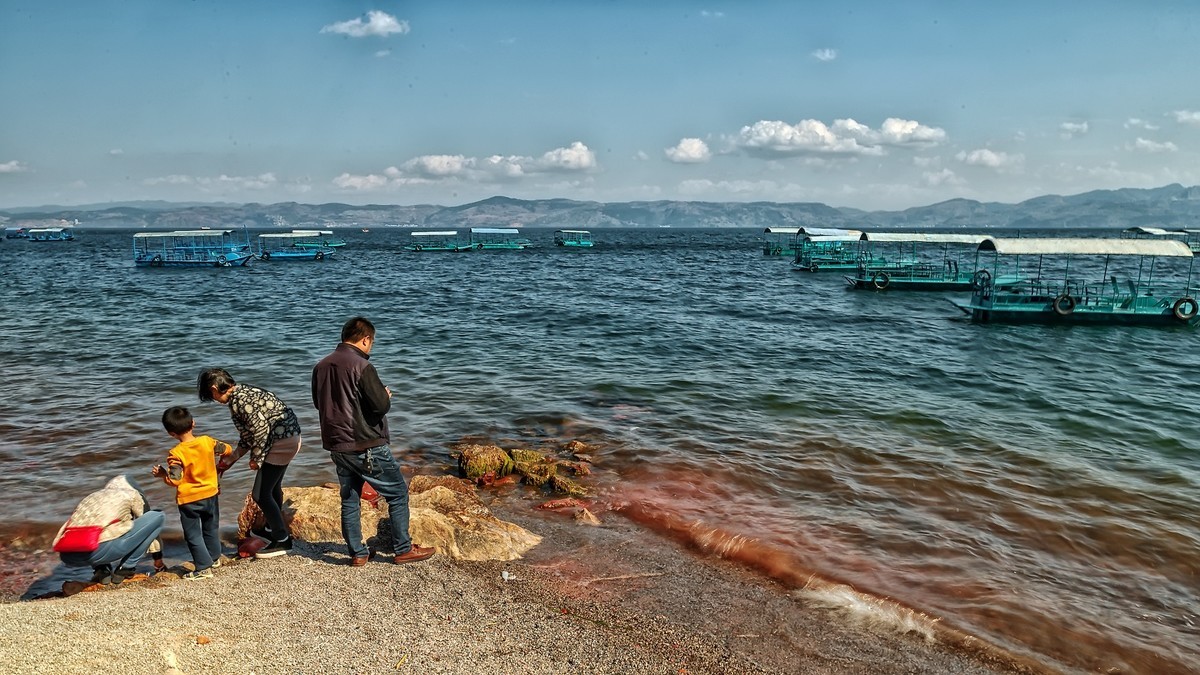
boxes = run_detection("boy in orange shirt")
[152,406,233,580]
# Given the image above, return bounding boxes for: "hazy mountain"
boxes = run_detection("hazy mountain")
[4,184,1200,230]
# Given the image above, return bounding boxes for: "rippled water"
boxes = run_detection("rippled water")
[1,228,1198,673]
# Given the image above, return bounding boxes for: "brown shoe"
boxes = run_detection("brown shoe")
[392,545,435,564]
[348,551,375,567]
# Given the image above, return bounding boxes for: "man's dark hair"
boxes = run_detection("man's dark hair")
[341,316,376,343]
[197,367,236,402]
[162,406,194,435]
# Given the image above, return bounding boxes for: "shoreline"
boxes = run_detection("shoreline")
[1,506,1041,674]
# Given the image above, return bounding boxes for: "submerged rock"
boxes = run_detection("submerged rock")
[456,444,515,479]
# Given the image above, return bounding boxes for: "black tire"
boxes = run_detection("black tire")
[872,271,890,290]
[151,255,163,267]
[261,251,271,260]
[808,263,819,273]
[1173,297,1198,321]
[315,251,325,261]
[971,269,992,291]
[413,245,422,252]
[217,255,227,264]
[1053,294,1076,316]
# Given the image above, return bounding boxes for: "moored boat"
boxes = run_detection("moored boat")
[258,231,337,261]
[469,227,531,250]
[25,227,75,242]
[288,230,346,249]
[554,229,594,248]
[403,230,473,252]
[845,233,990,291]
[133,230,255,268]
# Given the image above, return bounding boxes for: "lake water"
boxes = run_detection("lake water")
[0,228,1197,673]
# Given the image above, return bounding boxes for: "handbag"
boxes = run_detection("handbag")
[53,519,119,553]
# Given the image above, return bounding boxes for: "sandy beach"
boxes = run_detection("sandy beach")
[0,507,1038,675]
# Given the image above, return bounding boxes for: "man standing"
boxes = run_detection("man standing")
[311,316,435,565]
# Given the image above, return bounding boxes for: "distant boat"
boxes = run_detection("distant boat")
[361,228,370,233]
[469,227,530,250]
[4,227,28,239]
[25,227,76,242]
[258,231,337,261]
[403,230,473,252]
[554,229,594,248]
[287,229,345,249]
[133,230,254,268]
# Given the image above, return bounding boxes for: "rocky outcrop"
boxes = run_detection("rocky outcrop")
[453,441,595,496]
[237,477,541,561]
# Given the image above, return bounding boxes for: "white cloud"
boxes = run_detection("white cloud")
[143,172,278,190]
[700,11,725,18]
[537,141,597,171]
[812,49,837,62]
[404,154,470,177]
[1127,137,1178,153]
[1171,110,1200,126]
[333,142,597,191]
[374,49,391,58]
[108,149,124,156]
[921,168,964,187]
[0,160,29,173]
[143,174,194,185]
[912,156,940,168]
[731,117,945,158]
[634,150,650,161]
[955,148,1024,169]
[1125,118,1159,131]
[1059,121,1089,139]
[332,172,390,190]
[664,138,712,163]
[320,11,410,38]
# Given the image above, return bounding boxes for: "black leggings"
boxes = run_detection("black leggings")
[253,461,289,537]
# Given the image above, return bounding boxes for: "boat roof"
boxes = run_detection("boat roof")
[861,232,990,244]
[259,231,328,239]
[979,237,1195,257]
[133,230,234,237]
[762,227,800,234]
[803,234,861,242]
[470,228,520,234]
[555,229,591,234]
[411,231,458,236]
[1123,226,1179,236]
[25,227,70,233]
[802,227,862,237]
[289,229,334,236]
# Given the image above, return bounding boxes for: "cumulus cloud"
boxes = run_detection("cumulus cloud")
[812,48,837,62]
[731,117,945,157]
[1059,121,1089,139]
[1125,118,1159,131]
[922,168,964,187]
[333,142,597,191]
[1127,137,1178,153]
[321,11,410,38]
[1171,110,1200,126]
[0,160,29,173]
[955,149,1024,169]
[664,138,712,163]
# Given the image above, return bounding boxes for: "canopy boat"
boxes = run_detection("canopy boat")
[1124,225,1200,253]
[765,226,861,257]
[469,227,531,250]
[957,237,1198,326]
[257,231,336,261]
[4,227,28,239]
[133,230,254,268]
[403,230,473,252]
[25,227,76,242]
[845,233,991,291]
[791,230,880,272]
[554,229,593,248]
[288,230,346,249]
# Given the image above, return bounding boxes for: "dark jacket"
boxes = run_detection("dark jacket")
[311,343,391,452]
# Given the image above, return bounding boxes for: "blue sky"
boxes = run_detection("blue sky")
[2,1,1200,210]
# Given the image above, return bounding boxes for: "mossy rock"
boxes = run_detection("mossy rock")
[511,448,548,464]
[514,460,557,487]
[550,474,589,497]
[457,444,514,479]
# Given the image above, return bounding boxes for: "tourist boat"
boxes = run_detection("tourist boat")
[765,227,861,257]
[845,233,990,291]
[554,229,594,248]
[257,231,336,261]
[791,230,879,272]
[4,227,28,239]
[469,227,531,250]
[403,230,473,252]
[287,230,346,249]
[25,227,76,242]
[956,237,1198,326]
[132,230,255,268]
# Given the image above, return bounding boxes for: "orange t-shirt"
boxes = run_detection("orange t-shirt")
[164,436,231,505]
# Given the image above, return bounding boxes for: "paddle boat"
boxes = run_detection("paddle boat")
[133,230,255,268]
[25,227,76,242]
[791,229,878,272]
[469,228,531,250]
[554,229,594,248]
[288,230,346,249]
[257,231,336,261]
[403,230,474,252]
[957,237,1198,326]
[845,233,990,291]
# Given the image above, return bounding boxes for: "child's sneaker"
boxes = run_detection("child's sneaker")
[182,568,213,580]
[255,536,293,559]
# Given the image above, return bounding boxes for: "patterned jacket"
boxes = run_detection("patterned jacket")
[227,384,302,466]
[52,475,162,553]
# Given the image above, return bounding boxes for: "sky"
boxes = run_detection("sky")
[2,1,1200,211]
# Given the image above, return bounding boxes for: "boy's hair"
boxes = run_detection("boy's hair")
[162,406,194,435]
[341,316,376,343]
[197,367,236,402]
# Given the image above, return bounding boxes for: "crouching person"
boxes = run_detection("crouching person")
[53,474,165,585]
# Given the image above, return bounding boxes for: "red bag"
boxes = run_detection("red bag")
[53,519,119,553]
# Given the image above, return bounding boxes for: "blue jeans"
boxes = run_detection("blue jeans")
[60,510,165,571]
[178,495,221,571]
[331,446,412,557]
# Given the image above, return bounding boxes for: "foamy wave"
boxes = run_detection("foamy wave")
[797,579,938,641]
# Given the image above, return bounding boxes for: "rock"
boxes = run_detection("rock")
[563,440,590,454]
[235,481,541,561]
[510,448,547,464]
[455,444,514,479]
[574,508,601,526]
[537,498,592,510]
[513,460,557,487]
[196,636,211,645]
[550,474,589,497]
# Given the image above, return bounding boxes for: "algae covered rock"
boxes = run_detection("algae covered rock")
[456,443,514,479]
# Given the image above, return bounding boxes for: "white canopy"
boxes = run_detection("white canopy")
[979,237,1194,257]
[288,229,334,236]
[555,229,591,234]
[861,233,989,244]
[470,228,520,234]
[763,227,801,234]
[1123,226,1179,236]
[134,230,233,238]
[411,231,458,237]
[803,234,861,243]
[26,228,69,234]
[260,231,328,239]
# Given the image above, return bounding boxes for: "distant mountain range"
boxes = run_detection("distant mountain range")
[4,184,1200,230]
